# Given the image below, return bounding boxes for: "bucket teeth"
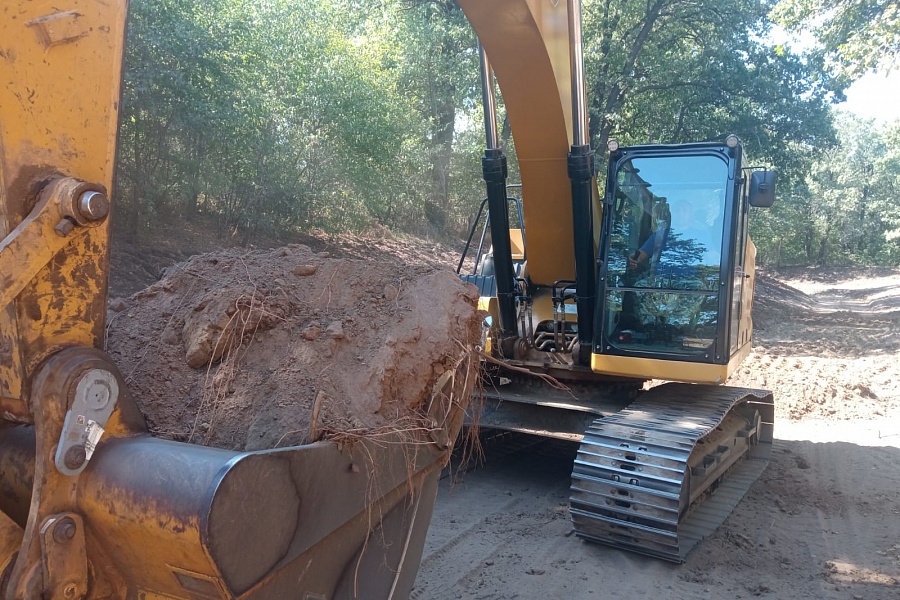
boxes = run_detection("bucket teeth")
[569,383,774,562]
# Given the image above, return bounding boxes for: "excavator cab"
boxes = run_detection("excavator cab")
[594,139,776,384]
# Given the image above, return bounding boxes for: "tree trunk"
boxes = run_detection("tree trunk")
[592,0,669,152]
[429,97,456,230]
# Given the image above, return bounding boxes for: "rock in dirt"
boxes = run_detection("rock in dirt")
[108,298,127,312]
[107,245,482,451]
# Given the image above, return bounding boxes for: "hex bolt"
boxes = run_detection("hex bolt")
[53,517,77,543]
[64,445,87,470]
[77,190,109,221]
[54,217,76,237]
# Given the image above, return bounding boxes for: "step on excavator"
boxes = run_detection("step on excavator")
[457,0,776,562]
[0,2,475,598]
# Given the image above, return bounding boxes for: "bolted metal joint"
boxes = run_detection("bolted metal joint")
[54,217,77,237]
[77,190,109,221]
[39,512,88,600]
[55,368,120,476]
[39,176,109,228]
[52,517,77,544]
[63,445,87,470]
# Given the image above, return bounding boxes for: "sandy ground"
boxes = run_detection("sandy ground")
[413,268,900,600]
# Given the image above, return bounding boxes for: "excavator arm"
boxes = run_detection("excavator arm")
[0,1,124,421]
[458,0,582,286]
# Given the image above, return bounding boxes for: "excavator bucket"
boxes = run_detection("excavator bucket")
[0,348,473,599]
[0,2,477,598]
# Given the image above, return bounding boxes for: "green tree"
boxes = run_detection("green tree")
[582,0,836,176]
[807,115,900,264]
[772,0,900,78]
[754,114,900,265]
[391,1,478,231]
[117,0,872,260]
[118,0,434,240]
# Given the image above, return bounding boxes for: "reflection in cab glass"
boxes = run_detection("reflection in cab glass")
[606,154,727,356]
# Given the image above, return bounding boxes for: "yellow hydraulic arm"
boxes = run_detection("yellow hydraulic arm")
[458,0,583,286]
[1,1,125,419]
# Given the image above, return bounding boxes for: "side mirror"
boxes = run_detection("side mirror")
[749,170,776,208]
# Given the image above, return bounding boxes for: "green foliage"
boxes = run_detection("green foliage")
[754,114,900,265]
[114,0,896,267]
[391,1,479,230]
[772,0,900,77]
[118,0,445,240]
[582,0,837,180]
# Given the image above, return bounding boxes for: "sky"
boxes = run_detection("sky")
[839,70,900,124]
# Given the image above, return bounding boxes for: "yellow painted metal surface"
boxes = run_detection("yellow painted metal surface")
[0,511,23,582]
[459,0,598,287]
[0,178,106,309]
[530,288,564,325]
[0,0,127,403]
[737,237,758,352]
[509,228,525,261]
[0,161,23,406]
[591,341,752,384]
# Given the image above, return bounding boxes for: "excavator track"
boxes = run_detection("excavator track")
[570,383,774,562]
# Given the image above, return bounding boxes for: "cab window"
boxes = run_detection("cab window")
[605,154,727,356]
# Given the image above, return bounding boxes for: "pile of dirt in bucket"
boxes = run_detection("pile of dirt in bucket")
[105,244,482,451]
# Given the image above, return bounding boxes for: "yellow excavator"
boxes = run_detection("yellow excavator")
[1,0,777,596]
[456,0,776,562]
[0,2,474,599]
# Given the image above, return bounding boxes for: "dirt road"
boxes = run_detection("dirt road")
[413,269,900,600]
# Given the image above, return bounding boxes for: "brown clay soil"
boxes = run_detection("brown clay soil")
[109,232,900,599]
[106,240,481,451]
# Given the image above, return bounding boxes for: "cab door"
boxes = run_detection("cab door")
[729,178,751,355]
